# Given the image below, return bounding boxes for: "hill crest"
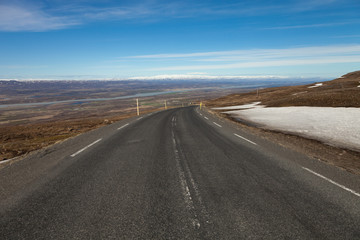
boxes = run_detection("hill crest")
[207,71,360,108]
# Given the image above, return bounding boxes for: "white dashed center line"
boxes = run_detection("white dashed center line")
[204,116,209,120]
[171,118,202,228]
[234,133,257,145]
[302,167,360,197]
[71,138,102,157]
[213,122,222,128]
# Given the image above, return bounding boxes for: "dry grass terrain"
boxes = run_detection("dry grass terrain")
[206,71,360,108]
[1,116,123,160]
[1,80,260,161]
[0,109,160,161]
[206,71,360,174]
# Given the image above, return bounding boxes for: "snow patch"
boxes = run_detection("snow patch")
[212,102,263,110]
[224,107,360,151]
[292,91,308,96]
[308,83,323,88]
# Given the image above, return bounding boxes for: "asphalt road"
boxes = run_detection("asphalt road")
[1,106,359,239]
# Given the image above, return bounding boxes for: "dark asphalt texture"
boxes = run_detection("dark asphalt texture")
[1,106,359,239]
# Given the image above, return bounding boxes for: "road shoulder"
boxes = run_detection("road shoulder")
[203,107,360,176]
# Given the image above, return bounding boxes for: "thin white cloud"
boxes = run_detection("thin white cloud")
[186,72,207,75]
[0,0,348,32]
[0,65,47,69]
[0,4,79,31]
[151,56,360,71]
[265,21,357,30]
[0,2,190,31]
[126,51,231,59]
[118,44,360,73]
[197,45,360,62]
[126,45,360,60]
[331,34,360,38]
[290,0,340,12]
[73,5,156,20]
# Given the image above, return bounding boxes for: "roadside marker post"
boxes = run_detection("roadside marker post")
[200,102,203,110]
[165,100,167,110]
[136,98,140,116]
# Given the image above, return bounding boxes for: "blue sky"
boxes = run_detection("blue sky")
[0,0,359,80]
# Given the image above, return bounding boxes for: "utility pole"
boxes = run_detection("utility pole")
[136,98,140,116]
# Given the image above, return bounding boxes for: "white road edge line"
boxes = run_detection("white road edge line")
[117,123,129,130]
[70,138,102,157]
[213,122,222,128]
[0,158,13,164]
[234,133,257,145]
[204,116,209,120]
[302,167,360,197]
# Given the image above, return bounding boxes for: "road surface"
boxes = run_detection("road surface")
[1,107,359,239]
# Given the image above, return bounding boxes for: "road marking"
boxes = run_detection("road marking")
[71,138,102,157]
[234,133,257,145]
[117,123,129,130]
[171,130,201,229]
[199,113,203,116]
[302,167,360,197]
[180,147,212,225]
[171,118,210,228]
[0,158,13,164]
[213,122,222,128]
[136,117,143,120]
[204,116,209,120]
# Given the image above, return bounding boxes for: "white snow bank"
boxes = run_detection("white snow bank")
[212,102,263,110]
[308,83,323,88]
[224,107,360,151]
